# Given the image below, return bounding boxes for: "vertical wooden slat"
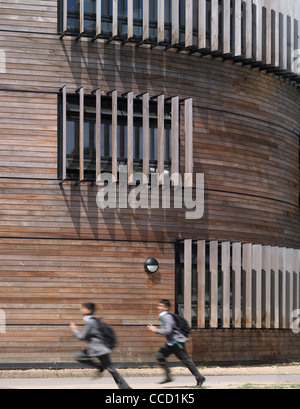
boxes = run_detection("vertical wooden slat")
[127,91,134,184]
[272,0,280,68]
[222,242,230,328]
[184,98,193,187]
[185,0,193,48]
[157,0,165,43]
[210,241,219,328]
[211,0,219,52]
[295,250,300,312]
[253,0,262,62]
[263,0,272,65]
[252,244,262,328]
[61,86,67,181]
[78,87,84,181]
[157,94,165,184]
[279,1,287,71]
[172,0,179,45]
[62,0,67,34]
[184,239,193,326]
[223,0,231,55]
[232,242,242,329]
[262,245,271,329]
[143,0,149,41]
[234,0,242,57]
[96,0,101,37]
[245,0,252,59]
[279,247,287,328]
[272,246,280,329]
[142,93,149,184]
[111,90,118,181]
[171,96,179,186]
[128,0,133,39]
[198,0,206,49]
[79,0,84,36]
[113,0,118,38]
[95,89,102,185]
[197,240,206,329]
[243,243,252,328]
[286,248,294,329]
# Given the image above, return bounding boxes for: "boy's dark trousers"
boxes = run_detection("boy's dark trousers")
[156,343,203,382]
[75,350,131,389]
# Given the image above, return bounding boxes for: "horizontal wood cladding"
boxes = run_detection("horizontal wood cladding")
[0,239,174,312]
[0,179,299,248]
[0,238,174,364]
[0,92,57,179]
[0,1,57,34]
[191,329,300,363]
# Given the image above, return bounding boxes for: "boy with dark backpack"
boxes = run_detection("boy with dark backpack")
[70,302,131,389]
[147,299,206,388]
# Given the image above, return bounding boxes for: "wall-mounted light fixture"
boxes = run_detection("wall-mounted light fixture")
[144,258,159,274]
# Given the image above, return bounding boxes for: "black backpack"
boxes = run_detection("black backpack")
[172,314,192,337]
[92,318,117,350]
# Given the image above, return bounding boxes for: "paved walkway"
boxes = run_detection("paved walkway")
[0,374,300,389]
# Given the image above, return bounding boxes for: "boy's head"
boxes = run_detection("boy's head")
[157,299,171,313]
[81,302,95,316]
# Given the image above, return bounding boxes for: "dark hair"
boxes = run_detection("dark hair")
[159,299,171,307]
[83,302,96,314]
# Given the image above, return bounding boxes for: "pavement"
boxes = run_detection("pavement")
[0,365,300,389]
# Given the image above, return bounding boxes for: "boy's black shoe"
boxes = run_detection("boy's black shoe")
[159,376,173,384]
[196,376,206,388]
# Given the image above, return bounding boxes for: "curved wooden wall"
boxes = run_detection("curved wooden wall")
[0,0,299,365]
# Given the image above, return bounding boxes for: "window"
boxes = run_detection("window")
[59,92,172,182]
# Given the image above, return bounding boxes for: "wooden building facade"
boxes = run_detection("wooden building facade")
[0,0,299,366]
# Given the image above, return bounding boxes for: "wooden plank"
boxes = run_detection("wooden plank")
[253,0,262,62]
[245,0,252,59]
[198,0,206,49]
[223,0,231,55]
[172,0,179,45]
[286,248,294,328]
[185,0,193,48]
[210,241,218,328]
[222,241,230,328]
[79,0,84,36]
[184,98,193,187]
[157,0,164,43]
[128,0,133,39]
[171,96,179,186]
[113,0,118,38]
[243,243,252,328]
[157,94,165,183]
[232,242,242,328]
[77,87,84,182]
[234,0,242,57]
[127,91,134,184]
[184,239,192,326]
[262,245,271,329]
[143,0,149,41]
[142,93,149,184]
[252,244,262,328]
[111,89,118,181]
[96,0,101,37]
[279,247,287,328]
[94,88,102,185]
[61,86,67,181]
[197,240,206,329]
[271,247,280,329]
